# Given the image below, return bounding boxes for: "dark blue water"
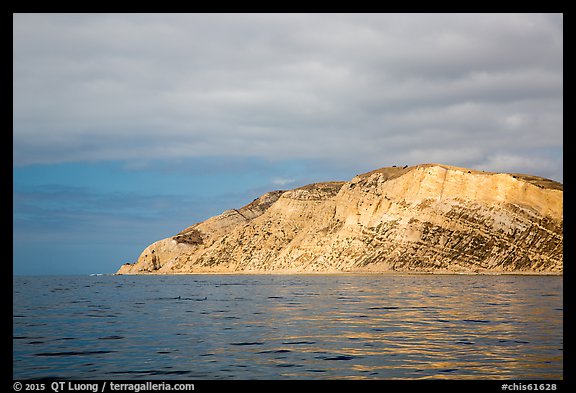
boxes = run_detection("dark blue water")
[13,274,562,379]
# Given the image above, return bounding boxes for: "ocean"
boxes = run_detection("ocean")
[13,274,562,380]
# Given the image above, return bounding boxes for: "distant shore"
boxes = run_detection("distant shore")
[114,270,563,276]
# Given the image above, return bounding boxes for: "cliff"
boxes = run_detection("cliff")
[117,163,563,275]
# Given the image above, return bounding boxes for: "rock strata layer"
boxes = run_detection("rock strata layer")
[117,164,563,275]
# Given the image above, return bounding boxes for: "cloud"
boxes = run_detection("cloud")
[476,153,562,181]
[13,13,562,180]
[271,177,296,186]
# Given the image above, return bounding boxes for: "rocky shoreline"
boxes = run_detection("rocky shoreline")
[117,163,563,275]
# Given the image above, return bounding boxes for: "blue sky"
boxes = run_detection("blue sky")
[13,13,563,275]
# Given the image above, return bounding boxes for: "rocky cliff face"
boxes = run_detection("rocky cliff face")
[117,164,563,275]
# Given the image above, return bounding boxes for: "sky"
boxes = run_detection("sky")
[13,13,563,275]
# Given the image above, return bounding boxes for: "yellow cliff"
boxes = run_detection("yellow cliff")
[117,164,563,275]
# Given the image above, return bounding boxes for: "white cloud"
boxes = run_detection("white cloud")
[476,153,562,182]
[271,177,296,186]
[13,13,563,180]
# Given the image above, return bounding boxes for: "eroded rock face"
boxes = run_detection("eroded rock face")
[116,164,563,275]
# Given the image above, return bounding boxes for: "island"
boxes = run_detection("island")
[117,163,563,275]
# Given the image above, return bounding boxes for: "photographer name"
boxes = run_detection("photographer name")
[51,382,99,393]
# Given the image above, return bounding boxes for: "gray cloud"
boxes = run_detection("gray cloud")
[13,13,563,180]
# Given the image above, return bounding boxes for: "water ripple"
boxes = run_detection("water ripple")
[35,350,116,357]
[13,274,563,380]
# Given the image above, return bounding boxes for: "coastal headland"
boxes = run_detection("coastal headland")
[117,164,563,275]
